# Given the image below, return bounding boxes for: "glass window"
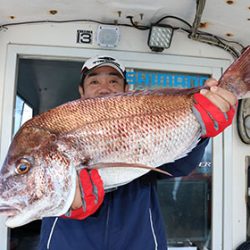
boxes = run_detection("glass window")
[13,95,33,135]
[158,141,212,249]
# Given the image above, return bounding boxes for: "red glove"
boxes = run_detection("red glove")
[193,93,236,137]
[62,169,104,220]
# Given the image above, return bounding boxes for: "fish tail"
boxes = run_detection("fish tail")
[218,46,250,99]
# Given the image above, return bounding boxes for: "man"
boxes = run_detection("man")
[39,56,237,250]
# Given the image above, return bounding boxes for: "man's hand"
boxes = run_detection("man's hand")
[193,78,238,137]
[63,169,104,220]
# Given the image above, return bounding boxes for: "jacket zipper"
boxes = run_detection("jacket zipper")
[46,217,59,250]
[149,208,158,250]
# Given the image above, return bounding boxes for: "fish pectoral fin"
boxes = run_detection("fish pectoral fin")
[90,162,172,176]
[75,157,92,171]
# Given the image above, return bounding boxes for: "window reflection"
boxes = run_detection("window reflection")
[13,95,33,135]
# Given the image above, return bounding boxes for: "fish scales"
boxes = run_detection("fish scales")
[53,93,200,188]
[0,46,250,228]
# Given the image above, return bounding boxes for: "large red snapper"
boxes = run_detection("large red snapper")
[0,46,250,228]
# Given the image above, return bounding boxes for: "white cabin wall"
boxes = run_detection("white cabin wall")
[0,22,248,249]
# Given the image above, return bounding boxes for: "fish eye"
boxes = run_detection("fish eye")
[15,158,31,175]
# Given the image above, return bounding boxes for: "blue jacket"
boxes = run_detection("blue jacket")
[39,139,209,250]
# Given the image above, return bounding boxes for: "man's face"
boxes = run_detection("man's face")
[79,66,128,98]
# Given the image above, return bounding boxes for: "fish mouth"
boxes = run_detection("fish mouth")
[0,205,20,216]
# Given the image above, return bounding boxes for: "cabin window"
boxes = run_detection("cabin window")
[158,141,212,249]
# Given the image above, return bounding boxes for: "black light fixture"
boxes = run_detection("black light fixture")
[147,24,174,52]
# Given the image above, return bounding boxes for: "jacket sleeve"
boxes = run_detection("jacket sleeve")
[157,138,210,179]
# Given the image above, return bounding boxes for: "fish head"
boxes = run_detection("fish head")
[0,126,76,228]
